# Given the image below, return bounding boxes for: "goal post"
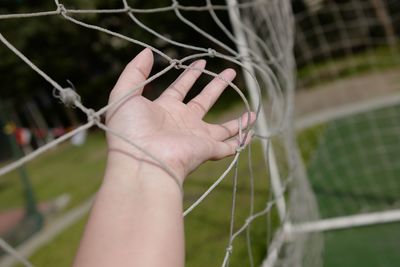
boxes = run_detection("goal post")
[290,1,400,266]
[0,1,298,266]
[225,0,287,223]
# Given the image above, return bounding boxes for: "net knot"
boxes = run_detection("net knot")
[207,48,217,58]
[87,109,100,124]
[57,3,67,15]
[169,59,182,69]
[53,87,81,108]
[235,117,245,153]
[171,0,179,8]
[236,144,245,153]
[226,245,233,254]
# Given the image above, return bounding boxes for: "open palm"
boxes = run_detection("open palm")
[106,49,254,183]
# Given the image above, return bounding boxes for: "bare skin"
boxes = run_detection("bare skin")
[73,48,255,267]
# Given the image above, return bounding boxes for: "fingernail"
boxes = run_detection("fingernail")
[221,68,236,79]
[131,48,154,68]
[135,48,152,59]
[192,59,206,68]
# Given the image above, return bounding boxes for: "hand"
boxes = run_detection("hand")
[105,48,255,184]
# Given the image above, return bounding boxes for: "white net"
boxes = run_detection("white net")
[2,0,399,266]
[294,0,400,266]
[0,1,297,267]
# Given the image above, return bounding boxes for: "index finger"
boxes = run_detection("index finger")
[109,48,154,101]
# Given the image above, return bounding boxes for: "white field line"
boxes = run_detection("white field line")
[257,93,400,266]
[0,197,94,267]
[295,93,400,131]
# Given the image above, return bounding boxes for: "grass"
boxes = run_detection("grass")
[297,104,400,267]
[323,222,400,267]
[4,58,400,266]
[298,44,400,89]
[7,102,400,267]
[0,132,107,213]
[2,126,279,267]
[21,216,88,267]
[8,99,400,267]
[184,141,280,267]
[306,105,400,218]
[297,123,327,164]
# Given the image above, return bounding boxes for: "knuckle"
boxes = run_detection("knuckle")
[188,100,206,115]
[172,82,185,93]
[214,75,230,86]
[165,84,185,99]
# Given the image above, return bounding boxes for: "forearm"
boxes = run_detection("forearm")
[73,49,249,266]
[73,152,184,267]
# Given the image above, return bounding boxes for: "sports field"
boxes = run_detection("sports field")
[1,131,279,267]
[2,71,400,266]
[300,104,400,267]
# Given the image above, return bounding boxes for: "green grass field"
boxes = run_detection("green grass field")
[298,45,400,89]
[2,60,400,266]
[0,133,108,213]
[5,101,400,267]
[1,128,281,267]
[299,104,400,267]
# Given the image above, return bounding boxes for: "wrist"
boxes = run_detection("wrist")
[103,148,184,196]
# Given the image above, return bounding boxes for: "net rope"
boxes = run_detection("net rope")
[290,1,400,266]
[0,0,296,266]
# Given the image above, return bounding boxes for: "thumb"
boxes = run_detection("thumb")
[110,48,154,101]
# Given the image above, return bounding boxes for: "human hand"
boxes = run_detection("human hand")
[105,48,255,184]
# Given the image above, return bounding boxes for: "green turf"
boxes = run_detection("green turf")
[298,44,400,88]
[184,141,280,267]
[3,132,279,267]
[307,105,400,218]
[0,132,107,213]
[323,222,400,267]
[6,80,400,266]
[300,104,400,267]
[20,216,88,267]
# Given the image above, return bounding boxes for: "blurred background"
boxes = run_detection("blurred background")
[0,0,399,266]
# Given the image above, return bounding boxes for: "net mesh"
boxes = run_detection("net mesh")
[0,1,297,266]
[294,0,400,266]
[2,0,400,266]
